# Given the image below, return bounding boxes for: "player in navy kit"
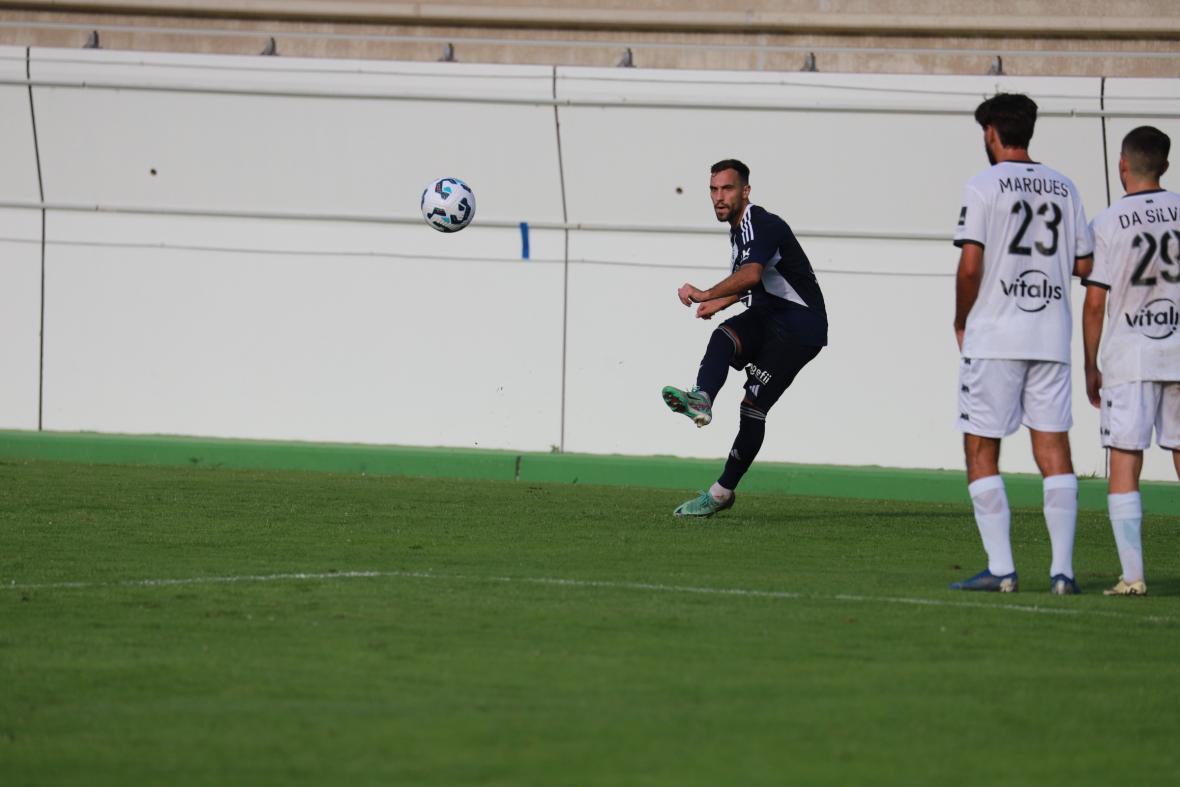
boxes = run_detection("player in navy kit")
[662,159,828,517]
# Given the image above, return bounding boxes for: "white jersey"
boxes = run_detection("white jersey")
[953,161,1094,363]
[1087,189,1180,384]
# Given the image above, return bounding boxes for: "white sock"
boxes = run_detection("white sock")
[968,475,1014,576]
[1108,491,1144,583]
[1043,474,1078,579]
[709,481,733,502]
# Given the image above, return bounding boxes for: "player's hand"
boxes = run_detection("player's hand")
[954,327,965,351]
[1085,365,1102,408]
[678,283,702,306]
[695,300,724,320]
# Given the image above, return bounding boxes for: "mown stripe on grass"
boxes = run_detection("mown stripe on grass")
[4,429,1177,512]
[6,569,1174,625]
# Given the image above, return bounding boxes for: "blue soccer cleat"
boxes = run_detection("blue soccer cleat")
[950,568,1018,592]
[1049,574,1081,595]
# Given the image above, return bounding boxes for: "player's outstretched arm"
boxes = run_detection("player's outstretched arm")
[953,243,984,351]
[1082,284,1107,408]
[678,263,763,306]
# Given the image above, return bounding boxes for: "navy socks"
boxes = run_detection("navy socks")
[695,329,736,402]
[718,406,766,490]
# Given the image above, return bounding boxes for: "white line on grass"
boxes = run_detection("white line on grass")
[5,570,1173,625]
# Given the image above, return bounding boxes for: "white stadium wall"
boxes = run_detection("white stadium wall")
[0,47,43,432]
[1,46,1178,480]
[27,50,567,452]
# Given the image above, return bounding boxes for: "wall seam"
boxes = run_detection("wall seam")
[553,65,571,454]
[1100,75,1112,209]
[26,46,46,432]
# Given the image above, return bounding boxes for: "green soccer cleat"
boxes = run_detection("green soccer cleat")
[662,385,712,427]
[673,489,735,518]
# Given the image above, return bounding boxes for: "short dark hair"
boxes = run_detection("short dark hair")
[1122,125,1171,178]
[711,159,750,183]
[974,93,1038,149]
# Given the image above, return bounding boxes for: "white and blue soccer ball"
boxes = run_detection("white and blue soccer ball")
[420,177,476,233]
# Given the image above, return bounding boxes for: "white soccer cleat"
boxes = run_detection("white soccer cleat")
[1103,578,1147,596]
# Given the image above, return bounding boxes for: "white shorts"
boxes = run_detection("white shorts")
[1100,381,1180,451]
[957,357,1072,438]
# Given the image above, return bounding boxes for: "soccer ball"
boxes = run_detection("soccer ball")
[421,177,476,233]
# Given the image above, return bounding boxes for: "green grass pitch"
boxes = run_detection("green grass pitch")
[2,459,1178,786]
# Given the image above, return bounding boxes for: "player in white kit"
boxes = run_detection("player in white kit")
[951,93,1094,594]
[1082,126,1180,597]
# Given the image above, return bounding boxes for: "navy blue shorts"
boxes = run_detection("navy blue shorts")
[720,308,822,413]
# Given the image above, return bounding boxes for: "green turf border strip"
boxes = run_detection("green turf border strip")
[0,429,1176,514]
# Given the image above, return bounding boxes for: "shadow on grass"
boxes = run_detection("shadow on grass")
[1142,575,1180,596]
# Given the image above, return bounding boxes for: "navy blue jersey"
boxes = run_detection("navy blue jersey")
[731,204,828,346]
